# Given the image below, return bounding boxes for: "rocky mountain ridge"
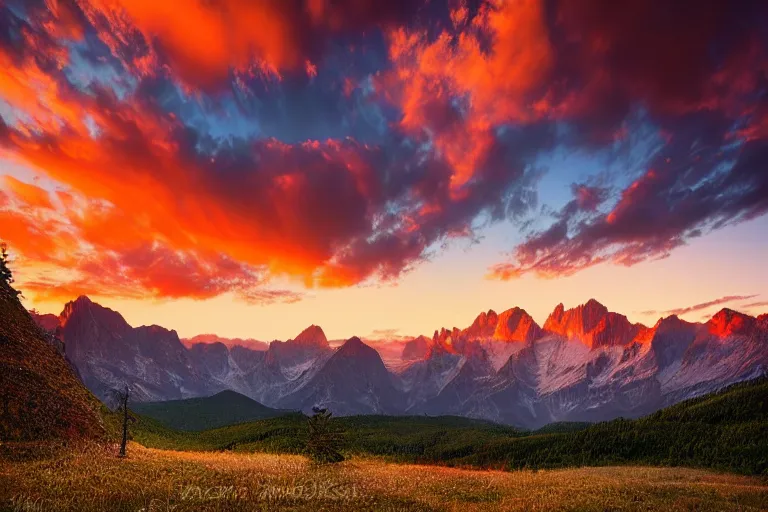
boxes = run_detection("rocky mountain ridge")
[31,296,768,428]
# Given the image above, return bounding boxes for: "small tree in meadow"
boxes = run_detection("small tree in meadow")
[305,407,344,463]
[112,385,135,457]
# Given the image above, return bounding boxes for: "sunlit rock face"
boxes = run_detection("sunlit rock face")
[291,324,330,348]
[543,299,641,348]
[492,307,542,343]
[707,309,756,338]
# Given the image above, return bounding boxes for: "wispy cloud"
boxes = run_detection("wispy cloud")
[740,300,768,310]
[665,295,759,316]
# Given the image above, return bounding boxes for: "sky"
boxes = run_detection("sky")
[1,0,767,341]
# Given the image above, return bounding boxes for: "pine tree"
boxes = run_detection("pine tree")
[305,407,344,463]
[1,243,13,285]
[0,243,20,297]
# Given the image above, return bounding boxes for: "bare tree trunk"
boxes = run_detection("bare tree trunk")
[119,387,129,457]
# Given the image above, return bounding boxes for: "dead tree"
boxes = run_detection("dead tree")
[113,386,133,457]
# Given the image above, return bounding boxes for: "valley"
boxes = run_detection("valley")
[123,377,768,475]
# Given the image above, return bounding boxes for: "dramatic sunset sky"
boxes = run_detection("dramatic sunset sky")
[1,0,767,341]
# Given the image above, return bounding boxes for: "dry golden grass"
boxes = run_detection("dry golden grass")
[1,442,767,511]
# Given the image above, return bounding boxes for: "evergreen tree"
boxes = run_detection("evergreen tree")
[305,407,344,463]
[0,243,20,297]
[1,243,13,287]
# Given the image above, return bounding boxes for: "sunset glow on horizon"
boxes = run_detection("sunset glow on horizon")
[2,0,767,341]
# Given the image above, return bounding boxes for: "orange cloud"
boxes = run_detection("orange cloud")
[0,29,403,301]
[83,0,417,90]
[0,186,302,304]
[2,176,54,210]
[383,0,553,193]
[2,0,767,302]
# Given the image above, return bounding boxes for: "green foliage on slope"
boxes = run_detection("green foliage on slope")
[131,377,768,474]
[132,390,291,431]
[0,264,105,442]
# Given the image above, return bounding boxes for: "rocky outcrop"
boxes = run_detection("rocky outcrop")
[544,299,640,348]
[462,310,499,339]
[29,311,60,332]
[492,307,541,342]
[707,308,755,338]
[401,335,432,360]
[292,324,329,348]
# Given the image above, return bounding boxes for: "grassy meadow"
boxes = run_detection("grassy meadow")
[1,442,767,512]
[2,380,768,511]
[123,377,768,476]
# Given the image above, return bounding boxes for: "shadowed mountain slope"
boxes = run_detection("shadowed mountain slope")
[0,282,104,441]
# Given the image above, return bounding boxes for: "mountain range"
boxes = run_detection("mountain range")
[30,296,768,428]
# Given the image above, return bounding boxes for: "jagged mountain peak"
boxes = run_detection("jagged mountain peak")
[279,334,400,416]
[655,314,695,331]
[62,295,104,314]
[292,324,329,347]
[182,334,269,351]
[401,334,433,360]
[627,315,697,345]
[585,297,607,309]
[339,336,365,351]
[493,307,541,342]
[59,295,131,333]
[136,324,177,336]
[462,309,500,339]
[707,308,755,337]
[543,299,641,348]
[59,295,94,309]
[29,310,60,332]
[16,292,768,428]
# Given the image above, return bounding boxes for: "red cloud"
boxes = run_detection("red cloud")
[2,176,54,210]
[1,0,767,300]
[0,186,303,304]
[83,0,417,90]
[1,0,552,303]
[382,0,554,193]
[383,0,767,195]
[18,242,303,305]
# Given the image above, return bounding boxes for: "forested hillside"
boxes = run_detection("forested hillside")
[131,377,768,474]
